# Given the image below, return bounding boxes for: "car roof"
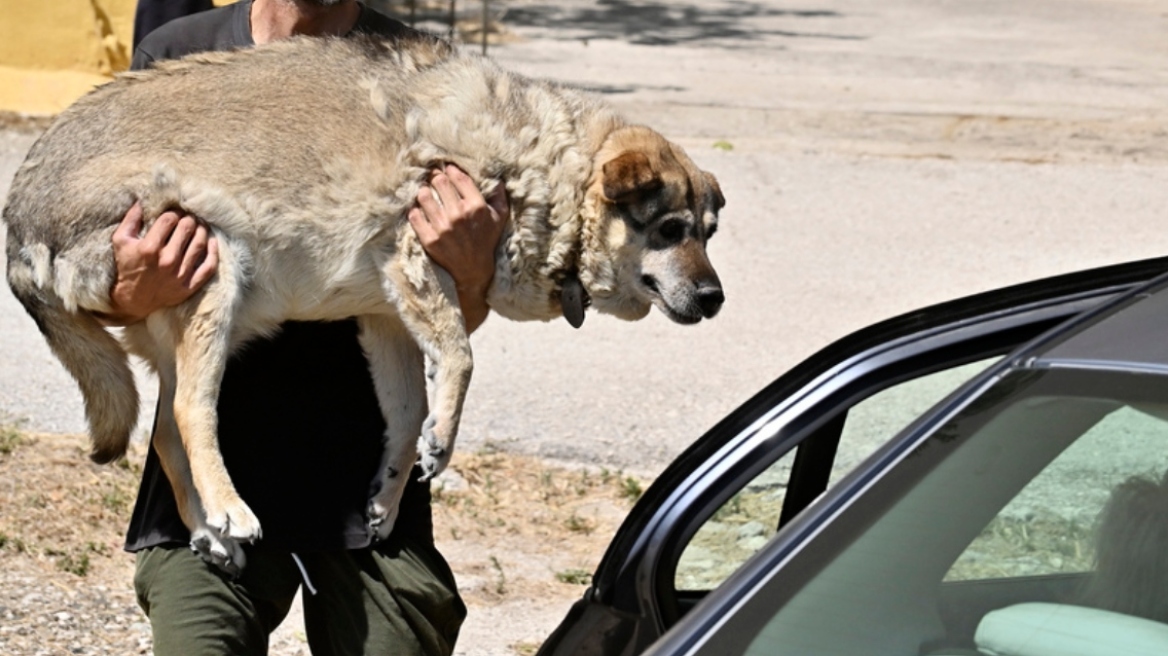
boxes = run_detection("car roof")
[1034,276,1168,375]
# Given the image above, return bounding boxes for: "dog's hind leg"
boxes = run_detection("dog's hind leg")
[382,255,473,482]
[166,261,262,549]
[129,322,246,575]
[358,314,428,540]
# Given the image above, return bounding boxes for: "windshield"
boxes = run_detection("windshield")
[706,368,1168,656]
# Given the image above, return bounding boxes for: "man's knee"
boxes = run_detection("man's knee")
[303,539,466,656]
[370,540,466,656]
[134,545,299,656]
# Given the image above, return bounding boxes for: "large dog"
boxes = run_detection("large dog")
[4,35,724,573]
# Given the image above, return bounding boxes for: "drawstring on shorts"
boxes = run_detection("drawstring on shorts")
[290,552,318,596]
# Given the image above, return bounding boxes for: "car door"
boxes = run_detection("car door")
[537,257,1168,656]
[647,277,1168,656]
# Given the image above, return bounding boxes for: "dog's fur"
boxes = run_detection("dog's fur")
[4,35,724,573]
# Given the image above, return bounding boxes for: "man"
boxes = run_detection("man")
[112,2,509,654]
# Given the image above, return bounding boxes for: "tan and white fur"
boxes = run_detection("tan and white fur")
[3,35,725,574]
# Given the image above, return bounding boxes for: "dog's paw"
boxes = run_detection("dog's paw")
[366,497,400,541]
[204,499,263,544]
[417,416,452,481]
[190,529,246,577]
[418,448,448,481]
[368,466,408,541]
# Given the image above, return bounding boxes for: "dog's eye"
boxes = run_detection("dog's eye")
[705,221,718,240]
[658,219,686,244]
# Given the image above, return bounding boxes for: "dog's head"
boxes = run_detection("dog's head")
[580,125,724,325]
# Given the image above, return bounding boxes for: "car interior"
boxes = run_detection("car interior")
[735,369,1168,656]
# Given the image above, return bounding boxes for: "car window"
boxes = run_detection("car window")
[675,449,797,590]
[946,404,1168,581]
[709,369,1168,656]
[831,360,995,487]
[674,359,997,592]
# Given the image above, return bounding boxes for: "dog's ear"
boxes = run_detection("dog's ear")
[704,171,725,212]
[602,152,662,203]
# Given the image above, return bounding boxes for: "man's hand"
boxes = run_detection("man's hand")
[103,202,219,325]
[408,165,509,333]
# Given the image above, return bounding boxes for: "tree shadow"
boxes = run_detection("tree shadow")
[500,1,863,47]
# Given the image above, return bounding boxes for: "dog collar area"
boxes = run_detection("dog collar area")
[560,273,589,329]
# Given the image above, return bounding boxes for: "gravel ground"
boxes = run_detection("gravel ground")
[2,0,1167,654]
[0,573,151,656]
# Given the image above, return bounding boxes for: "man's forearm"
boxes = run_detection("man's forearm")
[458,284,491,334]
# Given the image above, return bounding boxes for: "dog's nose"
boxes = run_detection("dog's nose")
[697,286,724,318]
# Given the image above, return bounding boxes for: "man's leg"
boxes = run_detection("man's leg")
[301,536,467,656]
[134,545,302,656]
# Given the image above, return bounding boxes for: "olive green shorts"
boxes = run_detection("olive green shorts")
[134,537,465,656]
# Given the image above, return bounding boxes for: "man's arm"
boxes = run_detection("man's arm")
[408,165,509,333]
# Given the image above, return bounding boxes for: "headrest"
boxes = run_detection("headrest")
[976,602,1168,656]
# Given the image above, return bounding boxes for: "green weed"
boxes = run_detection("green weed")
[0,425,25,455]
[554,568,592,585]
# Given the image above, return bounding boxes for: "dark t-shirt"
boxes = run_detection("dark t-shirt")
[130,0,415,68]
[124,1,432,553]
[133,0,213,51]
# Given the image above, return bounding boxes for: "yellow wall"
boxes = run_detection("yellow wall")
[0,0,233,116]
[0,0,134,115]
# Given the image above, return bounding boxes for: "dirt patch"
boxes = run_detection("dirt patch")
[0,429,645,656]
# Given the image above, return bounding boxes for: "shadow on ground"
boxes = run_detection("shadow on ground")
[502,1,861,47]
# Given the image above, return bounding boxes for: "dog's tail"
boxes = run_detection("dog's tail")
[6,246,137,464]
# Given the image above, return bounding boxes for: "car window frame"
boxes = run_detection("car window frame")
[646,303,1088,626]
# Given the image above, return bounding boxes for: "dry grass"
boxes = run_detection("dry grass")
[0,430,149,655]
[0,431,144,580]
[432,447,647,603]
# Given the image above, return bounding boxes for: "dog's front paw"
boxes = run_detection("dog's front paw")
[191,529,246,577]
[417,416,452,481]
[204,499,263,544]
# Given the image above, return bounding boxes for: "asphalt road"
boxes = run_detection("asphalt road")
[2,0,1167,476]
